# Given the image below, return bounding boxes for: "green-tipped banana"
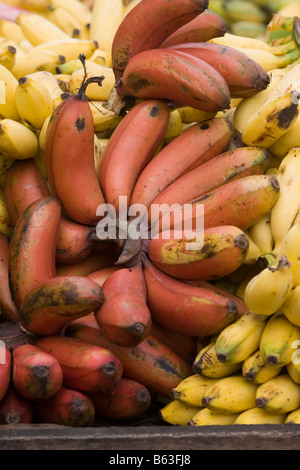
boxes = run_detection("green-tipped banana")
[192,341,242,379]
[234,407,287,424]
[242,349,283,384]
[201,374,258,415]
[260,312,300,367]
[170,375,220,408]
[256,374,300,414]
[215,311,267,364]
[159,399,201,426]
[189,408,239,426]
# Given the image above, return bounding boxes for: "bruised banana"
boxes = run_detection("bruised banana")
[214,311,267,365]
[111,0,209,83]
[159,9,227,48]
[98,99,170,214]
[131,116,233,211]
[142,254,241,338]
[259,311,300,367]
[151,146,271,210]
[19,275,104,337]
[168,41,270,98]
[152,174,280,235]
[117,48,231,113]
[65,313,193,398]
[8,196,61,308]
[201,375,258,415]
[255,375,300,415]
[148,226,249,282]
[242,349,283,385]
[192,340,242,378]
[45,71,105,226]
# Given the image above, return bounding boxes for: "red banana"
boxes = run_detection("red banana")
[18,276,104,336]
[35,335,123,393]
[0,235,19,321]
[86,377,151,421]
[3,159,96,264]
[45,77,105,226]
[0,346,11,402]
[98,99,170,214]
[151,146,271,210]
[8,196,61,308]
[153,174,280,234]
[142,254,240,337]
[93,262,152,347]
[168,42,270,98]
[65,314,193,398]
[87,267,120,287]
[117,48,231,112]
[34,386,95,427]
[12,344,63,401]
[0,385,33,424]
[130,116,233,211]
[159,9,227,48]
[148,226,249,281]
[112,0,209,83]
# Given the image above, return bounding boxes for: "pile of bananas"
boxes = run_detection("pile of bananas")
[0,0,300,429]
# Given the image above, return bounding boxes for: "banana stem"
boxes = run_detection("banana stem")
[77,53,104,99]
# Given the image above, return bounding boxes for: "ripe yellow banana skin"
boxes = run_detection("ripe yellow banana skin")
[243,256,294,316]
[0,63,20,121]
[68,65,115,102]
[282,286,300,326]
[0,118,38,160]
[201,374,258,415]
[260,312,300,367]
[234,407,287,424]
[256,374,300,414]
[159,399,201,426]
[248,212,274,255]
[16,12,69,47]
[170,375,219,407]
[190,408,239,426]
[285,408,300,424]
[215,311,267,364]
[192,341,242,378]
[90,0,123,55]
[287,359,300,385]
[242,349,283,385]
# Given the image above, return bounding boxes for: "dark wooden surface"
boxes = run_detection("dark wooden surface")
[0,422,300,450]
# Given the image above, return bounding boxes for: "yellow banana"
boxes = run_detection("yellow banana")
[0,19,26,44]
[0,64,20,121]
[0,186,13,237]
[68,64,115,101]
[89,100,122,133]
[209,33,284,53]
[0,40,16,70]
[15,72,62,129]
[234,407,287,424]
[279,221,300,287]
[255,374,300,414]
[27,38,98,62]
[270,147,300,254]
[11,49,66,79]
[215,311,267,365]
[260,312,300,367]
[192,341,242,379]
[49,0,92,30]
[201,374,258,415]
[177,106,216,124]
[170,375,220,408]
[93,135,108,173]
[233,67,288,134]
[285,408,300,424]
[189,408,239,426]
[88,48,112,68]
[282,286,300,326]
[159,399,201,426]
[247,212,274,255]
[242,349,283,384]
[90,0,123,55]
[123,0,142,18]
[16,12,69,47]
[269,112,300,157]
[56,58,102,75]
[46,5,89,39]
[243,230,262,265]
[163,108,183,144]
[0,118,38,160]
[287,358,300,385]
